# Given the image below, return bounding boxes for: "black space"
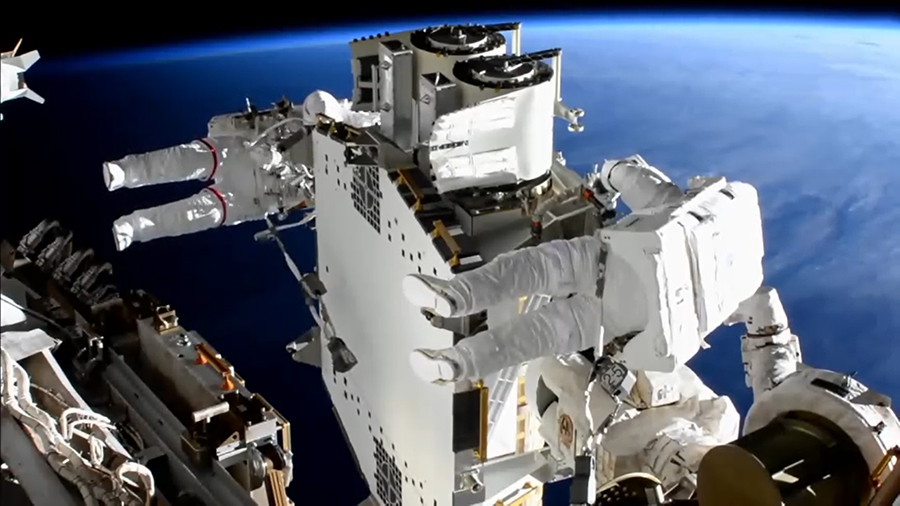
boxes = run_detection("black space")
[3,2,897,59]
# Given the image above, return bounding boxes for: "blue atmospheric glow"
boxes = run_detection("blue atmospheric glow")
[47,11,900,72]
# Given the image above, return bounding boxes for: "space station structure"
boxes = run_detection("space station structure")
[1,220,295,506]
[1,39,44,120]
[12,18,891,506]
[690,286,900,506]
[280,21,601,506]
[276,21,900,506]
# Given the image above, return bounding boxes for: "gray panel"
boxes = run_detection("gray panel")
[102,353,255,506]
[355,55,379,109]
[378,41,415,151]
[350,161,382,234]
[418,73,460,144]
[0,328,57,361]
[358,495,382,506]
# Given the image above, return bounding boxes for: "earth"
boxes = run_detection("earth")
[2,14,898,506]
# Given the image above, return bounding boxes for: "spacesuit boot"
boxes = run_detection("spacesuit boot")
[103,136,262,191]
[401,275,465,318]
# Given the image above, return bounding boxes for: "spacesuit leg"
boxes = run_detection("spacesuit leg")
[112,188,224,251]
[410,293,603,383]
[103,140,218,191]
[103,137,258,191]
[111,182,269,251]
[402,235,604,318]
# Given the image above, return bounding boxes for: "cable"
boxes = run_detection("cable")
[116,461,156,506]
[60,407,113,440]
[30,383,71,409]
[250,117,306,147]
[1,295,66,333]
[66,418,116,443]
[2,349,155,505]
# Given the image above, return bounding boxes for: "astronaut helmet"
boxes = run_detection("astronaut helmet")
[301,90,344,125]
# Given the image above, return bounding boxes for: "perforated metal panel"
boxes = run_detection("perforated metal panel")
[352,165,382,234]
[374,438,403,506]
[313,130,457,506]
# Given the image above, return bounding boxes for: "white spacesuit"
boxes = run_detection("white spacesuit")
[526,353,740,496]
[298,90,381,129]
[403,155,765,384]
[104,90,379,251]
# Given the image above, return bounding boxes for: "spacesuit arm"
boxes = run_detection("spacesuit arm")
[340,103,381,129]
[300,90,380,129]
[726,286,803,399]
[597,155,684,211]
[603,371,741,494]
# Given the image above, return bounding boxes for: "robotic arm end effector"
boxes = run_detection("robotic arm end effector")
[554,100,585,132]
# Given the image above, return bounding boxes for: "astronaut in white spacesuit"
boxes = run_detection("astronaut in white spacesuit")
[403,154,764,384]
[400,155,772,498]
[526,352,740,496]
[103,90,378,251]
[529,283,810,500]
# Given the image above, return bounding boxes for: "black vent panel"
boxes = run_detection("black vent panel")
[374,437,402,506]
[352,165,382,233]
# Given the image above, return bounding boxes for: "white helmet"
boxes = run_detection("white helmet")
[301,90,344,125]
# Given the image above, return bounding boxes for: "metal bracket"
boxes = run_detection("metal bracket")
[153,305,179,334]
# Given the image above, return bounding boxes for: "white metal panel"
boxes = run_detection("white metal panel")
[488,381,519,459]
[486,475,543,506]
[429,83,555,192]
[486,294,552,455]
[487,370,516,438]
[314,131,458,506]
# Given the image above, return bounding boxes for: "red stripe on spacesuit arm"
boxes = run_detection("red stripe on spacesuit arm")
[206,187,227,227]
[197,138,219,181]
